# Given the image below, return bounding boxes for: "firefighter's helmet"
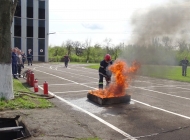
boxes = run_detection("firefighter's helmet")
[104,54,111,61]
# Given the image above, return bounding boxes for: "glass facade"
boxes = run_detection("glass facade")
[13,0,48,62]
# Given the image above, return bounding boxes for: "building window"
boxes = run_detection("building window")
[14,17,21,37]
[38,39,45,62]
[39,20,45,27]
[14,25,21,37]
[27,0,33,18]
[27,7,33,18]
[27,26,33,37]
[39,0,45,19]
[38,27,45,38]
[14,17,21,25]
[15,5,21,17]
[39,9,45,19]
[14,37,21,49]
[27,19,33,37]
[38,20,45,38]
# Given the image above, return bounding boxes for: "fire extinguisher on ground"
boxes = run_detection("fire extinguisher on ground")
[43,81,48,95]
[34,79,38,92]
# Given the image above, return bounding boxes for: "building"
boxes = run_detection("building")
[11,0,49,62]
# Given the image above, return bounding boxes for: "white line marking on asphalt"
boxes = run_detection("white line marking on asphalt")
[33,66,190,121]
[45,65,98,80]
[33,67,98,90]
[53,90,90,94]
[38,85,136,140]
[131,86,190,100]
[55,65,98,74]
[43,82,97,86]
[132,99,190,120]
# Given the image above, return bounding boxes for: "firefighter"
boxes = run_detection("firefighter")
[98,54,113,89]
[181,57,189,76]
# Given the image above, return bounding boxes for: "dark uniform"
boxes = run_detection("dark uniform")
[22,53,26,67]
[99,60,113,89]
[64,55,70,68]
[181,58,189,76]
[27,52,33,66]
[12,51,18,79]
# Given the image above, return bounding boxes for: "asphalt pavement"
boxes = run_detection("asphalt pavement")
[25,62,190,140]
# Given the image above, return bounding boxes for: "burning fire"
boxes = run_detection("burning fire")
[90,59,140,98]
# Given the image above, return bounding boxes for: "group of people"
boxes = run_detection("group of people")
[12,47,33,79]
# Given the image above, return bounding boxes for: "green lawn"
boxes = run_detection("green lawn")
[87,64,190,83]
[0,80,53,111]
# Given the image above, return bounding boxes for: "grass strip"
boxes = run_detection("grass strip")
[0,79,53,111]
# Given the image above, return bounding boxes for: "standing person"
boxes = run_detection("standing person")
[27,50,33,66]
[21,51,26,68]
[17,50,23,78]
[98,54,113,89]
[64,54,70,68]
[12,47,18,79]
[181,57,189,76]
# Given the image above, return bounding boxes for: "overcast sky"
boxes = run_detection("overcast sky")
[49,0,170,46]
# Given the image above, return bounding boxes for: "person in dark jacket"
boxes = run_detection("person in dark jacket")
[27,50,33,66]
[64,54,70,68]
[98,54,113,89]
[21,51,26,68]
[181,57,189,76]
[12,48,18,79]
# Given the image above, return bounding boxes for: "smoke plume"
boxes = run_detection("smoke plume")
[131,1,190,45]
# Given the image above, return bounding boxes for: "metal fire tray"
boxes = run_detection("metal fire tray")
[87,93,131,105]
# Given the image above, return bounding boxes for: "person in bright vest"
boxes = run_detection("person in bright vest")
[98,54,113,89]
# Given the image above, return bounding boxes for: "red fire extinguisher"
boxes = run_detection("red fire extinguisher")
[30,72,34,87]
[43,81,48,95]
[34,79,38,92]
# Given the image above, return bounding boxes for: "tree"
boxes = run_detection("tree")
[65,40,73,56]
[104,38,112,54]
[72,41,81,56]
[0,0,18,100]
[84,39,91,62]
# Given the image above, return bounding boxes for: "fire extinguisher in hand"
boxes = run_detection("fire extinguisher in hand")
[34,79,38,92]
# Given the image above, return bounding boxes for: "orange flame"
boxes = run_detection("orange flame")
[89,59,140,98]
